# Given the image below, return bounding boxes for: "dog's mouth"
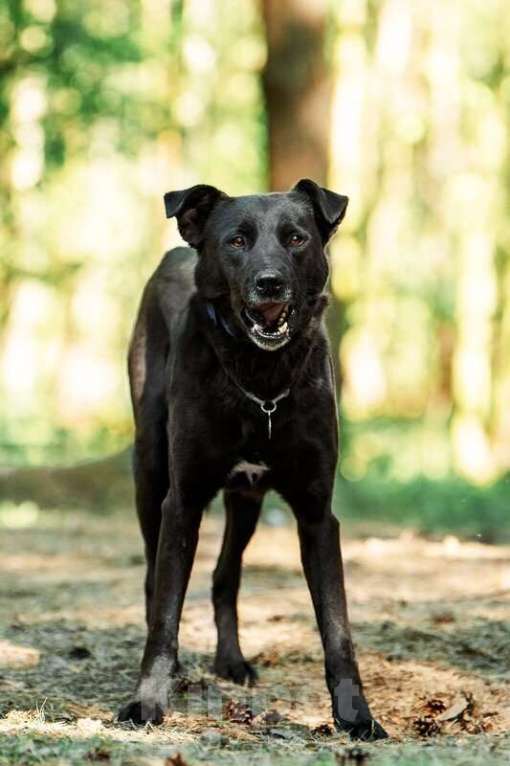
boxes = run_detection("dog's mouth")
[241,302,293,351]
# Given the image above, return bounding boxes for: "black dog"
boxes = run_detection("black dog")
[118,180,387,740]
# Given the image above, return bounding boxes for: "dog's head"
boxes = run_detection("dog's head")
[164,180,348,351]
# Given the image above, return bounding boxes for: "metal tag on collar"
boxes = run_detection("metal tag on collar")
[229,382,290,440]
[260,400,277,439]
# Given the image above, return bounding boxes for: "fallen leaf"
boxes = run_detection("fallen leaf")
[165,754,190,766]
[413,715,441,737]
[431,610,455,625]
[85,747,110,761]
[424,697,446,715]
[223,699,254,725]
[253,648,280,667]
[437,697,469,722]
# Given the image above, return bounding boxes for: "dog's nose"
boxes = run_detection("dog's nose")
[255,271,285,298]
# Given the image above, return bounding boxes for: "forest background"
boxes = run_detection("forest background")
[1,0,509,540]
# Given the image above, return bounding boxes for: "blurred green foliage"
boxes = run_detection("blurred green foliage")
[0,0,509,531]
[337,473,510,542]
[0,0,265,463]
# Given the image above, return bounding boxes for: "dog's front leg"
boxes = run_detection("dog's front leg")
[293,495,388,741]
[118,489,203,725]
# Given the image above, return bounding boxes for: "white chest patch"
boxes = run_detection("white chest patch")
[229,460,269,486]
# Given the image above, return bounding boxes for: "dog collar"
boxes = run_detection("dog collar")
[233,384,290,439]
[205,301,237,338]
[203,301,290,438]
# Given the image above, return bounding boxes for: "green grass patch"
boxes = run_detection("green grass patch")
[336,473,510,542]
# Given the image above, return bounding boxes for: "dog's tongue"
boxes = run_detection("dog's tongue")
[257,302,285,326]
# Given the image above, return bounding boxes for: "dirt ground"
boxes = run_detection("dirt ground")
[0,507,509,765]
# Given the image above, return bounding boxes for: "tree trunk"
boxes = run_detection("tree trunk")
[261,0,332,190]
[261,0,344,388]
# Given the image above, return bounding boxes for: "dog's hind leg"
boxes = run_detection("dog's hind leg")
[212,489,262,685]
[133,418,168,626]
[128,311,169,627]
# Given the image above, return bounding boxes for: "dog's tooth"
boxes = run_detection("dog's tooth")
[280,321,288,333]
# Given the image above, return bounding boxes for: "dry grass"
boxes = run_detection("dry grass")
[0,508,509,764]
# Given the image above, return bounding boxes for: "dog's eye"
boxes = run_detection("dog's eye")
[229,236,246,249]
[288,233,305,247]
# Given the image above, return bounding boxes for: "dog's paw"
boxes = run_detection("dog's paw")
[335,716,388,741]
[214,656,257,686]
[117,700,165,726]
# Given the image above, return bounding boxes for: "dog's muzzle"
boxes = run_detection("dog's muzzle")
[240,300,294,351]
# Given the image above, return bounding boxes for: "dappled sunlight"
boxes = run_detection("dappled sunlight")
[1,3,509,763]
[1,0,509,485]
[0,0,265,463]
[329,0,510,483]
[341,329,387,416]
[10,76,46,191]
[451,415,497,485]
[343,534,510,603]
[0,512,509,751]
[0,641,40,669]
[0,709,194,746]
[0,501,39,529]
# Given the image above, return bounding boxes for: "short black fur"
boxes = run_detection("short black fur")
[118,180,387,741]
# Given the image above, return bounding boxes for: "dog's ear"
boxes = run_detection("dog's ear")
[292,178,348,243]
[164,184,226,248]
